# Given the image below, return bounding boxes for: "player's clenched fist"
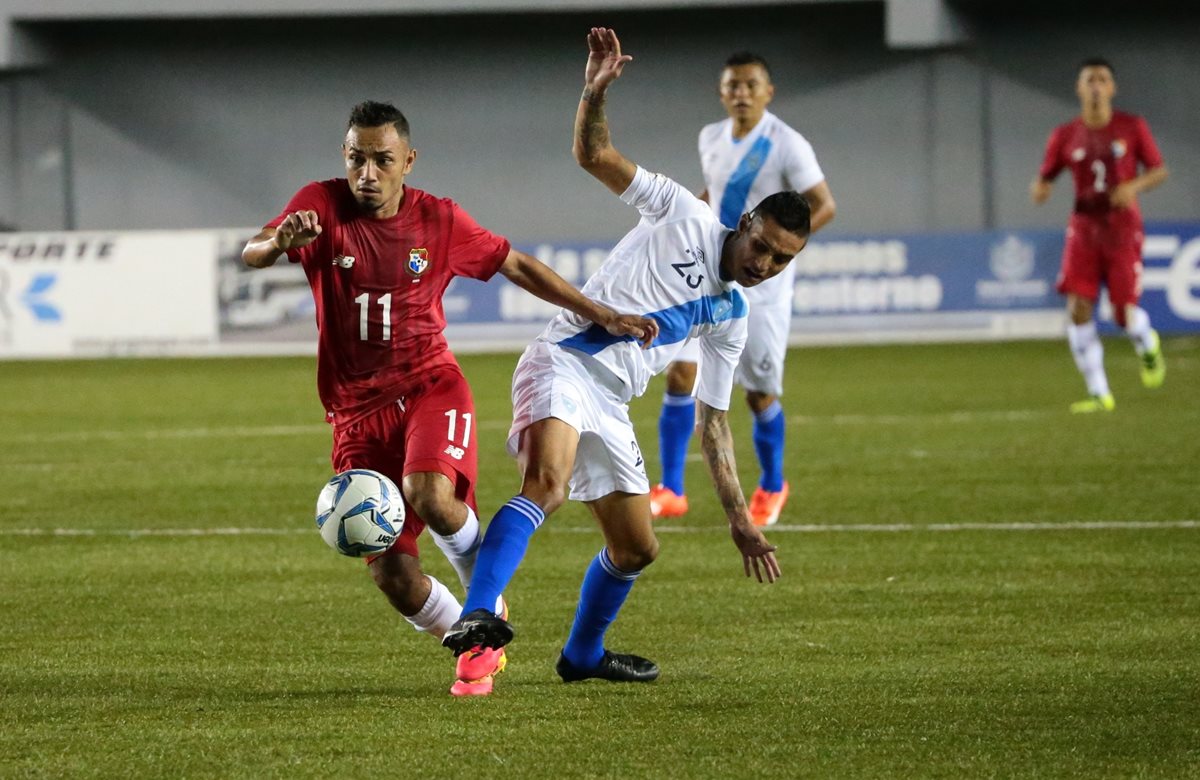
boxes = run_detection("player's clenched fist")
[272,210,323,251]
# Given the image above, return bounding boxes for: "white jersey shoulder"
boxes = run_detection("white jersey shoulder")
[538,166,748,411]
[699,111,824,230]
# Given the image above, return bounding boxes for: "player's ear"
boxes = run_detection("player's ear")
[403,147,417,175]
[737,212,753,234]
[765,82,775,103]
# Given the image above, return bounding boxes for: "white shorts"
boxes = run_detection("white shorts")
[671,267,793,397]
[508,341,650,503]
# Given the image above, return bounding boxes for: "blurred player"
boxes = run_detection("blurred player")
[1032,57,1168,413]
[242,101,654,696]
[651,51,836,526]
[441,28,809,691]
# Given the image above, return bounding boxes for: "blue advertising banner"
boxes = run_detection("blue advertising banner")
[207,222,1200,358]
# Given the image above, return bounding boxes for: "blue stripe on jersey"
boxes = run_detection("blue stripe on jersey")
[556,289,748,356]
[718,134,774,230]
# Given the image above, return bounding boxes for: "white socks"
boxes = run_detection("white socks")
[430,506,482,591]
[1067,321,1110,397]
[1124,306,1155,355]
[403,575,461,640]
[429,506,505,615]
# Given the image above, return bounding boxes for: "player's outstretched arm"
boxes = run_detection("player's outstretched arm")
[573,27,638,196]
[698,401,781,583]
[498,249,658,347]
[242,211,322,268]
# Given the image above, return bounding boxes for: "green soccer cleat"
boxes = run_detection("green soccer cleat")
[1140,330,1166,389]
[1069,393,1116,414]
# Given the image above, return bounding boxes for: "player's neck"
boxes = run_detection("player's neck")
[730,113,765,140]
[1081,104,1112,129]
[361,185,406,220]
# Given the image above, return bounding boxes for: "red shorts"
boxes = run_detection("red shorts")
[330,366,479,559]
[1056,213,1144,308]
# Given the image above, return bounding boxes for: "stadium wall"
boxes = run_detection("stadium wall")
[0,4,1196,241]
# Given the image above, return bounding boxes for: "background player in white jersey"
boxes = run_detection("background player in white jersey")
[651,52,837,527]
[441,28,811,688]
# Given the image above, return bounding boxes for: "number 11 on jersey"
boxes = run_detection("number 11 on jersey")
[354,292,392,341]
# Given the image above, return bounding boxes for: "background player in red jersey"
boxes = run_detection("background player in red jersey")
[1031,57,1168,413]
[241,101,657,696]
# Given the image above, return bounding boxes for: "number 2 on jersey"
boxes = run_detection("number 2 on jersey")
[354,292,392,341]
[1091,159,1107,193]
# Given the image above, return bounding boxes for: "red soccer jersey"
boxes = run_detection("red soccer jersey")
[1038,110,1163,223]
[267,179,510,425]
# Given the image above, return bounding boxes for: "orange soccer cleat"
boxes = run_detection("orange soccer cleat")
[450,598,509,697]
[649,484,689,520]
[748,482,789,527]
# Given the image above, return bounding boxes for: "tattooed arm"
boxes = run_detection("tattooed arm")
[573,27,638,195]
[699,401,782,583]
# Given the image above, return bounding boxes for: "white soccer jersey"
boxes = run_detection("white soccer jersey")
[538,166,748,411]
[699,110,824,307]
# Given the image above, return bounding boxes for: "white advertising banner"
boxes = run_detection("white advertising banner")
[0,231,218,358]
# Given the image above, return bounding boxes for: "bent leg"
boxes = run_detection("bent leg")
[368,552,461,640]
[561,491,659,670]
[460,418,580,615]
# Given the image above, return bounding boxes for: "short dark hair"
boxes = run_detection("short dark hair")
[725,51,771,79]
[752,191,811,238]
[348,100,410,139]
[1078,57,1115,77]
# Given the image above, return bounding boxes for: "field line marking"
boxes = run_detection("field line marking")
[790,409,1048,426]
[1,418,510,444]
[2,520,1196,538]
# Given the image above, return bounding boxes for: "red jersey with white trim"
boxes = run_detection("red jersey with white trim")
[267,179,510,425]
[1038,110,1163,224]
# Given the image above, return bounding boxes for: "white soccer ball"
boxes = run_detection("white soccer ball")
[315,469,405,557]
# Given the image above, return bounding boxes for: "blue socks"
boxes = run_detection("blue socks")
[461,496,544,615]
[562,548,641,670]
[752,400,786,492]
[658,392,695,495]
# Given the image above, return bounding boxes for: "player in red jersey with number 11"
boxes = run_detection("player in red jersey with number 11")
[1032,57,1169,413]
[242,101,656,696]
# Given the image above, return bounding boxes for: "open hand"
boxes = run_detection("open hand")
[730,522,781,583]
[272,210,323,251]
[585,27,632,92]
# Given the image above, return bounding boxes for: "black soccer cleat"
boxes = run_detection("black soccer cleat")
[555,650,660,683]
[441,608,515,657]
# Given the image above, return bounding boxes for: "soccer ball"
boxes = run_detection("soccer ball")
[315,469,405,557]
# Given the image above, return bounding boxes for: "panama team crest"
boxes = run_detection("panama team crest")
[1111,139,1127,158]
[407,248,429,277]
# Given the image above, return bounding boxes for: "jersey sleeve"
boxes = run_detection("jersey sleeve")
[446,202,512,281]
[1134,116,1165,170]
[265,182,332,265]
[620,166,708,225]
[1038,126,1065,181]
[694,316,748,411]
[781,131,826,194]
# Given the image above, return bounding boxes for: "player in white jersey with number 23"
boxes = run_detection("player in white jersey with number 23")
[442,28,812,690]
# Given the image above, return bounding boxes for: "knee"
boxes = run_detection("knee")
[608,537,659,573]
[401,474,459,533]
[745,391,775,414]
[665,361,697,395]
[521,475,568,516]
[1067,297,1093,325]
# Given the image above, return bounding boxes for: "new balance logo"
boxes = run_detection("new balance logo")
[333,255,356,268]
[443,445,465,461]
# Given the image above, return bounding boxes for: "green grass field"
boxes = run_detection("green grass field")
[2,338,1198,778]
